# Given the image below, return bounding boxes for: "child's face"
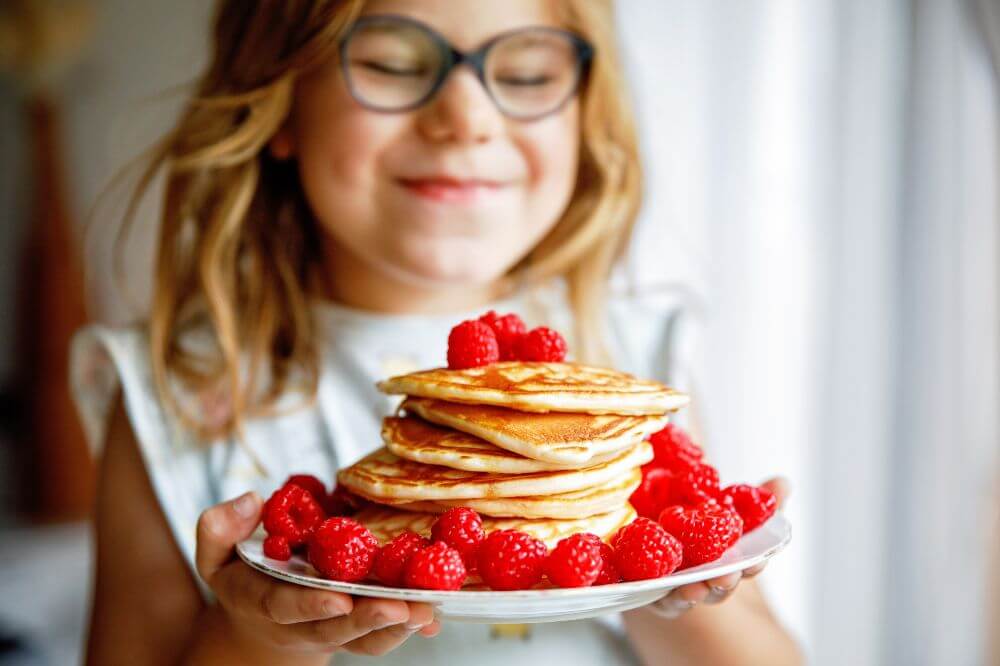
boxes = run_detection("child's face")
[285,0,580,291]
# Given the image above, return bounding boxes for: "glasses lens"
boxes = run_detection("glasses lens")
[486,30,583,118]
[343,19,444,110]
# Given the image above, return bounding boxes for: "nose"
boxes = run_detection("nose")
[415,66,505,144]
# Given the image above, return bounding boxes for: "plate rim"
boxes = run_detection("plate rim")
[236,512,791,602]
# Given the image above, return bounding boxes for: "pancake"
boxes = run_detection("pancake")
[353,503,638,548]
[401,397,668,466]
[377,362,688,415]
[358,469,641,519]
[384,414,625,473]
[435,469,641,519]
[337,440,653,502]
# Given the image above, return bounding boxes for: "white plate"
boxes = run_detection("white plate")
[237,513,791,624]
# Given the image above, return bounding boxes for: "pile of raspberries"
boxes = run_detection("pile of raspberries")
[447,311,567,369]
[258,424,777,590]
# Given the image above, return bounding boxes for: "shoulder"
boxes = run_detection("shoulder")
[71,323,158,457]
[70,322,219,582]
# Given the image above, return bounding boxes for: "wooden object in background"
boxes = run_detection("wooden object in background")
[16,95,95,522]
[1,0,97,522]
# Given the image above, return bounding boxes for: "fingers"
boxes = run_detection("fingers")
[647,570,745,618]
[760,476,791,508]
[704,572,741,603]
[303,600,436,654]
[213,561,354,624]
[195,491,263,583]
[402,602,437,630]
[339,602,438,656]
[211,561,437,655]
[303,598,412,647]
[416,620,442,637]
[647,588,701,619]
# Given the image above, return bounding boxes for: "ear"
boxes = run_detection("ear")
[268,126,295,160]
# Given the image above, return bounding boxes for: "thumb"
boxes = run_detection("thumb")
[761,476,791,509]
[195,491,263,584]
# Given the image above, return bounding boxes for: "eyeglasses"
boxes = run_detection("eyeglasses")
[338,15,595,121]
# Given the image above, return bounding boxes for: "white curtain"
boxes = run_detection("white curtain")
[617,1,999,663]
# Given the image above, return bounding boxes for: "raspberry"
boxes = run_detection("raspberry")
[593,539,621,585]
[515,326,567,362]
[403,541,467,591]
[545,533,602,587]
[262,483,326,548]
[285,474,326,503]
[325,484,365,516]
[430,507,485,573]
[263,535,292,561]
[308,517,379,582]
[447,320,500,369]
[477,530,549,590]
[667,462,720,506]
[649,423,703,471]
[611,517,683,581]
[566,533,621,584]
[478,311,527,361]
[373,531,430,587]
[629,464,675,519]
[658,501,743,568]
[718,484,777,533]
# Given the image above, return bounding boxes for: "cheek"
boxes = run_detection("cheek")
[514,105,581,230]
[293,85,383,197]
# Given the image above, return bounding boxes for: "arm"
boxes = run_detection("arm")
[87,394,205,665]
[621,381,803,665]
[87,396,440,665]
[622,557,803,666]
[621,480,803,665]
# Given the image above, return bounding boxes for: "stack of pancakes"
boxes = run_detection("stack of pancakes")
[338,362,689,549]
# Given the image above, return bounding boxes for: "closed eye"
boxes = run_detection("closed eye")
[356,60,427,77]
[496,75,554,86]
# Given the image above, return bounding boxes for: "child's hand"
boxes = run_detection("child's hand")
[195,492,440,658]
[646,477,790,619]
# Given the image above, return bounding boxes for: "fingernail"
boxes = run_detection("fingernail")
[372,613,403,630]
[233,491,259,518]
[405,621,428,631]
[710,585,731,595]
[675,599,697,610]
[324,600,350,617]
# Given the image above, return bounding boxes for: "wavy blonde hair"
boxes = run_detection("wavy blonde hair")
[123,0,642,438]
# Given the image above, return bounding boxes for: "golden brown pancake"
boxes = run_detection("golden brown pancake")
[336,441,653,502]
[383,414,625,472]
[400,397,668,466]
[377,362,688,415]
[353,503,638,549]
[356,469,641,519]
[432,469,641,519]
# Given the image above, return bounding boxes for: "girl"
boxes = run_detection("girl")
[73,0,802,663]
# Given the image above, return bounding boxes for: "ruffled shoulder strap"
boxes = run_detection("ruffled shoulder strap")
[69,325,213,593]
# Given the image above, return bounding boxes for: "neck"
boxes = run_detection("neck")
[319,240,513,315]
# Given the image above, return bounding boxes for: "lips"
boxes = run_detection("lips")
[397,176,508,204]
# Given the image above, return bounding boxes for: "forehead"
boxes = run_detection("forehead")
[360,0,562,49]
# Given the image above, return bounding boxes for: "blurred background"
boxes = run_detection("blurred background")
[0,0,997,664]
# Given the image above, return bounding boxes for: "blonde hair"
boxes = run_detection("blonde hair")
[123,0,642,438]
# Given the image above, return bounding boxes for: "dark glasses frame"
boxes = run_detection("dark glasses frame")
[338,14,595,121]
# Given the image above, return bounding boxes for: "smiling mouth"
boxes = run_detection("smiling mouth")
[397,178,509,204]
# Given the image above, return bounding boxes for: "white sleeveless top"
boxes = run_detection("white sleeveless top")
[70,280,700,665]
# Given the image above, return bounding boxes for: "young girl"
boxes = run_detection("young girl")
[72,0,802,663]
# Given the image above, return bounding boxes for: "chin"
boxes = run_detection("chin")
[380,244,515,289]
